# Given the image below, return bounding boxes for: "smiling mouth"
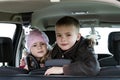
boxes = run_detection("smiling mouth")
[38,51,43,53]
[61,44,68,46]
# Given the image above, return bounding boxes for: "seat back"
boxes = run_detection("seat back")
[98,66,120,76]
[98,31,120,76]
[99,31,120,67]
[0,37,13,66]
[108,31,120,64]
[29,59,71,75]
[0,37,28,74]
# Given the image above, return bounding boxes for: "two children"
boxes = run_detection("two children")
[45,16,100,76]
[20,29,51,70]
[20,16,100,76]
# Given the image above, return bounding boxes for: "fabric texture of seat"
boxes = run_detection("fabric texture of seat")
[98,66,120,76]
[45,59,71,67]
[0,66,28,74]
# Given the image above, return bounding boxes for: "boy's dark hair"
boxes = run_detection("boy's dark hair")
[55,16,80,33]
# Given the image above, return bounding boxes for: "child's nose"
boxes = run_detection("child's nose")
[61,36,66,41]
[38,45,42,49]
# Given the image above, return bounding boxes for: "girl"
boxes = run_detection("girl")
[20,29,52,71]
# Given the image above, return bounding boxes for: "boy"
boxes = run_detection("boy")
[45,16,100,76]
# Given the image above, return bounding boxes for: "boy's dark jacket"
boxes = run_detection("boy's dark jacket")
[51,36,100,76]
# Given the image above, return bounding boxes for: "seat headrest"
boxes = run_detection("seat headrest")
[108,31,120,64]
[0,37,13,63]
[44,31,56,45]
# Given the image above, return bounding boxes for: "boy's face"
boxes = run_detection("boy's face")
[30,41,47,59]
[55,25,81,50]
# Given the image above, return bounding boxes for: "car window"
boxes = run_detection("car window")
[0,23,16,39]
[80,27,120,54]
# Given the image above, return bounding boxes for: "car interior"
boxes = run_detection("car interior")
[0,0,120,80]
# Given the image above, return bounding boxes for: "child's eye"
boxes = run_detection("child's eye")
[56,34,61,37]
[66,34,71,37]
[33,44,37,47]
[41,43,46,46]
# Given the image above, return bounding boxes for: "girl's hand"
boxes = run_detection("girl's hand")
[19,58,26,68]
[19,58,28,70]
[44,67,63,75]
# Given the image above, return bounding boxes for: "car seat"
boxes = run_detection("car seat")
[97,31,120,76]
[99,31,120,67]
[0,37,28,74]
[98,65,120,76]
[44,31,56,46]
[29,59,71,75]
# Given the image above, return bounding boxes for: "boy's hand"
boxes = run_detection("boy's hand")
[44,67,63,75]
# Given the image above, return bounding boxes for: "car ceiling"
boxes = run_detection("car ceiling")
[0,0,120,27]
[0,0,119,13]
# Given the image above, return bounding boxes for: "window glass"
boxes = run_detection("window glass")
[0,23,16,39]
[80,27,120,54]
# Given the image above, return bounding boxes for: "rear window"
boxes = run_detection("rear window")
[80,27,120,54]
[0,23,16,39]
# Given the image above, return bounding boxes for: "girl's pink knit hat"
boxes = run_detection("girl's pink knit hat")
[26,29,49,52]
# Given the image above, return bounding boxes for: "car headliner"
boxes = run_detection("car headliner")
[0,0,120,28]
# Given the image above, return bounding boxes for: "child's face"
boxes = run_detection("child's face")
[55,25,81,50]
[30,41,47,59]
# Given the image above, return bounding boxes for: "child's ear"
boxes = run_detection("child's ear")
[77,33,81,41]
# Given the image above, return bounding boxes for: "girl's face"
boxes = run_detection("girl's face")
[30,41,47,59]
[55,25,81,50]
